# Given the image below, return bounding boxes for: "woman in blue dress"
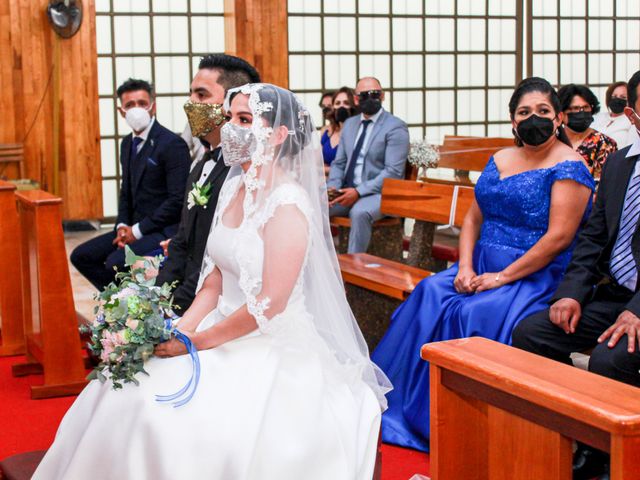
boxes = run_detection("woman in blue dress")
[320,87,357,173]
[371,77,596,452]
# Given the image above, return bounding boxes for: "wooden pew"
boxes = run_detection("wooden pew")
[0,143,25,179]
[0,180,24,356]
[339,179,473,350]
[11,190,87,398]
[422,337,640,480]
[331,216,403,261]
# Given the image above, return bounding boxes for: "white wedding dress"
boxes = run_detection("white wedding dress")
[33,179,381,480]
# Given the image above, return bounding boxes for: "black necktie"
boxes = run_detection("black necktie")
[130,136,143,159]
[343,120,372,188]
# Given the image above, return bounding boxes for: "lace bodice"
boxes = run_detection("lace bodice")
[201,175,313,334]
[475,157,594,262]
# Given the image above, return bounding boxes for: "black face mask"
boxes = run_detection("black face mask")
[566,111,593,133]
[322,106,332,120]
[609,97,627,115]
[359,98,382,116]
[516,114,556,146]
[334,107,352,123]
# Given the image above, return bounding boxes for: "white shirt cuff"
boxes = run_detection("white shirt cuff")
[116,223,128,230]
[132,223,143,240]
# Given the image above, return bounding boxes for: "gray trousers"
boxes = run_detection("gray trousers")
[329,194,383,253]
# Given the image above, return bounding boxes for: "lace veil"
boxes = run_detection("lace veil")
[196,83,391,409]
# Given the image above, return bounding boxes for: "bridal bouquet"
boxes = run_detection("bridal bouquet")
[408,139,440,177]
[82,247,177,390]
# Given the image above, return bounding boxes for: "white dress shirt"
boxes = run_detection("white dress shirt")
[592,112,638,149]
[352,108,384,187]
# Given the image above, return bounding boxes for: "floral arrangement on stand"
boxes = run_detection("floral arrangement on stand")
[408,139,440,181]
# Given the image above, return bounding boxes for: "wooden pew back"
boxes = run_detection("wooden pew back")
[438,135,513,173]
[380,178,474,227]
[0,143,25,178]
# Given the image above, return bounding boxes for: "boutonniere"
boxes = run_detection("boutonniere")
[187,182,212,210]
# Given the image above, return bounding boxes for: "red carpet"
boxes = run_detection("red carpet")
[0,355,429,479]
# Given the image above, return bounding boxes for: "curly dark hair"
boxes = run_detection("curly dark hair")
[198,54,261,91]
[557,84,601,114]
[116,78,153,100]
[628,71,640,111]
[508,77,572,148]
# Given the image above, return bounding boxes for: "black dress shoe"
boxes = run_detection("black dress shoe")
[573,444,609,480]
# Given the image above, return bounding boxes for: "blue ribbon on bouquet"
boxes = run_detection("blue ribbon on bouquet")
[155,318,201,408]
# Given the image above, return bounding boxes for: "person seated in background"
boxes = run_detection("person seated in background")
[71,78,190,290]
[320,86,357,173]
[592,81,639,149]
[512,70,640,480]
[327,77,409,253]
[371,77,595,453]
[318,91,334,128]
[558,84,617,178]
[181,123,206,166]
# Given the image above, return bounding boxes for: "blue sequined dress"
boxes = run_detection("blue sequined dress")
[371,157,595,452]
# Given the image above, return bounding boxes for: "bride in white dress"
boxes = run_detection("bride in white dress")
[33,84,391,480]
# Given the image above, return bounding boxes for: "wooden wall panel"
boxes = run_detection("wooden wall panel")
[224,0,289,89]
[0,0,102,220]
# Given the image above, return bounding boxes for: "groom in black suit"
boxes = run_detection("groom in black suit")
[512,70,640,479]
[71,79,190,290]
[154,54,260,313]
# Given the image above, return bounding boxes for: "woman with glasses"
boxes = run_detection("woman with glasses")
[558,84,617,178]
[592,81,638,149]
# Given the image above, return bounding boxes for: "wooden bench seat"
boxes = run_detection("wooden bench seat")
[423,337,640,479]
[331,216,403,261]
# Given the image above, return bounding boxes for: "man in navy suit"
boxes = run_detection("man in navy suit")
[71,78,190,290]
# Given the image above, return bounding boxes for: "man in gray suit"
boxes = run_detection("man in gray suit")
[327,76,410,253]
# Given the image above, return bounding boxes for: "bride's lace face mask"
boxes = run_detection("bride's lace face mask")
[220,122,257,167]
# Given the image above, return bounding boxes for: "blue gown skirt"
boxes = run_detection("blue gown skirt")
[371,242,569,452]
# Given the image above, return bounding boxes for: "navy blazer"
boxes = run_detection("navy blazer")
[116,120,190,236]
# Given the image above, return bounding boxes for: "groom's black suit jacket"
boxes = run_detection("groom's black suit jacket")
[552,145,640,316]
[156,148,230,313]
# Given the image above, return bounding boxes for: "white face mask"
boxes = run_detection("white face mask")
[125,106,152,132]
[221,122,256,167]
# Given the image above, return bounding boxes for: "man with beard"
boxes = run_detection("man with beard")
[154,54,260,313]
[327,77,409,253]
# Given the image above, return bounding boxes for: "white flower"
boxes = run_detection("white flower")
[408,139,440,170]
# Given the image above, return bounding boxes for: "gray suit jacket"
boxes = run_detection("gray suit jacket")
[327,109,410,197]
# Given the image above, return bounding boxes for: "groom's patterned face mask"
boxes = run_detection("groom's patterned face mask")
[184,100,225,138]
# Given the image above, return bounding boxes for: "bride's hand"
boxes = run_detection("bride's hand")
[154,331,196,358]
[469,271,508,293]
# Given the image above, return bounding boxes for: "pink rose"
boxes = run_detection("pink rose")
[125,318,139,331]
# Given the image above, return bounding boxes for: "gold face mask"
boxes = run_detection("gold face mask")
[183,100,225,138]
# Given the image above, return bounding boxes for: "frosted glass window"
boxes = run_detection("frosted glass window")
[487,89,513,121]
[393,55,423,89]
[190,0,224,13]
[393,0,423,15]
[289,17,322,51]
[99,98,115,137]
[154,16,189,53]
[588,0,613,16]
[487,19,516,52]
[615,54,640,83]
[487,123,513,137]
[426,90,455,124]
[457,19,486,51]
[457,124,487,136]
[393,91,424,125]
[588,54,614,85]
[114,57,152,87]
[425,0,455,15]
[191,16,225,53]
[425,19,455,52]
[457,1,485,16]
[408,127,425,141]
[616,0,640,16]
[532,20,558,51]
[289,55,323,90]
[531,0,557,17]
[152,0,188,12]
[323,17,356,52]
[425,125,456,145]
[559,54,586,85]
[487,55,515,87]
[559,0,586,16]
[101,140,117,177]
[358,55,391,87]
[358,0,388,14]
[156,96,189,132]
[616,20,640,50]
[97,58,113,96]
[323,55,357,88]
[392,18,423,52]
[96,0,111,13]
[113,16,151,54]
[96,16,112,54]
[324,0,355,13]
[457,55,486,87]
[102,180,118,218]
[113,0,149,12]
[457,90,486,123]
[287,0,321,13]
[425,55,455,88]
[559,20,586,51]
[358,18,390,51]
[532,54,558,85]
[154,57,191,94]
[489,0,517,16]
